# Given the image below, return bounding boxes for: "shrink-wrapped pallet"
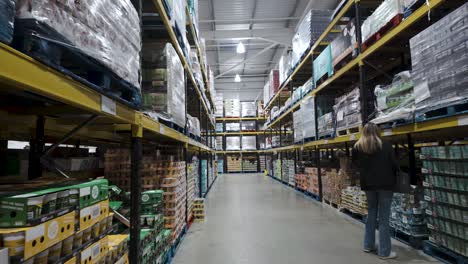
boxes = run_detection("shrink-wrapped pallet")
[361,0,404,43]
[187,114,201,138]
[16,0,141,88]
[410,3,468,116]
[224,99,241,117]
[0,0,14,44]
[226,137,240,151]
[334,88,361,132]
[242,136,256,150]
[241,101,257,117]
[142,43,186,128]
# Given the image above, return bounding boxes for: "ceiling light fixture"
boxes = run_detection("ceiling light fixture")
[234,74,241,83]
[236,41,246,54]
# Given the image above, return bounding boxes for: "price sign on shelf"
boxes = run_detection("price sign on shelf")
[101,95,116,115]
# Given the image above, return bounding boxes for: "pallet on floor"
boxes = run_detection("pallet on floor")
[390,227,428,249]
[423,241,468,264]
[339,207,367,223]
[323,199,340,209]
[171,225,187,257]
[13,19,141,109]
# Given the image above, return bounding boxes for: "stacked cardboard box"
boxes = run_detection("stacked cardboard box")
[341,186,368,215]
[410,3,468,116]
[273,159,281,180]
[241,121,256,131]
[0,179,111,264]
[259,155,266,172]
[142,43,186,128]
[390,187,428,237]
[224,99,241,117]
[334,87,361,133]
[322,158,356,206]
[305,167,321,195]
[226,123,240,132]
[187,160,198,220]
[227,155,242,173]
[295,174,308,191]
[242,136,257,150]
[160,162,186,243]
[226,137,241,151]
[215,94,224,117]
[361,0,404,43]
[421,145,468,257]
[241,102,257,117]
[318,112,334,138]
[193,198,205,222]
[200,160,208,195]
[140,228,171,264]
[330,19,357,68]
[215,136,223,151]
[281,160,295,185]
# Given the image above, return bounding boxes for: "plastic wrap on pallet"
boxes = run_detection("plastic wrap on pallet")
[190,49,203,87]
[410,3,468,116]
[301,97,316,140]
[372,71,415,124]
[215,93,224,117]
[171,0,186,39]
[225,122,240,132]
[269,70,280,100]
[242,136,256,150]
[0,0,14,44]
[293,110,303,143]
[334,87,361,131]
[318,112,334,136]
[331,19,357,67]
[241,121,256,131]
[279,52,291,85]
[226,137,240,151]
[215,123,223,133]
[16,0,141,89]
[390,186,428,237]
[215,136,223,150]
[187,114,201,138]
[361,0,404,43]
[257,101,264,117]
[200,38,208,73]
[292,11,312,68]
[313,45,333,85]
[241,101,257,117]
[224,99,241,117]
[263,81,271,107]
[142,43,186,128]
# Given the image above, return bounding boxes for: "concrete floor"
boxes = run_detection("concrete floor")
[173,173,437,264]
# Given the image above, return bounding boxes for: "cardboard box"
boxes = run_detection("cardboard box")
[79,200,109,231]
[80,235,109,264]
[0,211,75,260]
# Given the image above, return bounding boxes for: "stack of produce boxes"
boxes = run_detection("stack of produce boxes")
[295,173,308,191]
[141,42,186,129]
[305,167,321,195]
[187,161,198,221]
[193,198,205,222]
[341,186,368,215]
[390,187,428,238]
[421,145,468,257]
[224,99,241,117]
[273,159,282,180]
[281,160,295,185]
[139,190,170,264]
[242,156,258,172]
[323,157,355,206]
[108,234,129,264]
[227,155,242,173]
[0,179,112,264]
[160,161,187,244]
[215,94,224,117]
[259,156,266,172]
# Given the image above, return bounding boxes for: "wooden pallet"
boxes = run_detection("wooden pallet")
[390,227,428,250]
[416,101,468,122]
[362,14,404,51]
[423,241,468,264]
[13,19,141,109]
[336,126,361,136]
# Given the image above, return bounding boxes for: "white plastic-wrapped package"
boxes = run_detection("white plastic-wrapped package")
[410,3,468,116]
[226,137,241,151]
[263,81,270,107]
[190,49,203,85]
[215,136,223,150]
[269,70,280,101]
[318,112,334,136]
[241,101,257,117]
[142,42,186,128]
[0,0,14,44]
[226,122,240,132]
[334,88,361,131]
[16,0,141,89]
[215,93,224,117]
[187,114,201,137]
[372,71,414,124]
[224,99,241,117]
[293,110,303,143]
[242,136,257,150]
[171,0,186,36]
[361,0,404,43]
[241,121,256,131]
[278,53,291,85]
[301,97,316,140]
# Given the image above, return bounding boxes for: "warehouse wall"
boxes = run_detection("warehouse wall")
[216,76,265,101]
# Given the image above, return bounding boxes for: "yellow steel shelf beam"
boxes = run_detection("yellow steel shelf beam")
[152,0,214,128]
[0,44,139,125]
[216,150,266,154]
[264,0,355,111]
[266,0,446,129]
[216,117,266,121]
[264,114,468,153]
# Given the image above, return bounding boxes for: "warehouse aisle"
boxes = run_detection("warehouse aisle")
[173,173,436,264]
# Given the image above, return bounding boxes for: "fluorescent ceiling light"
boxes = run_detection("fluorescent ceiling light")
[234,74,241,82]
[236,41,246,54]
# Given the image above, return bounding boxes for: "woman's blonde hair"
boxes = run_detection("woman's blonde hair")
[355,123,382,154]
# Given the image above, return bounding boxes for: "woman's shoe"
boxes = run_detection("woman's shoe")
[363,248,376,253]
[379,252,397,259]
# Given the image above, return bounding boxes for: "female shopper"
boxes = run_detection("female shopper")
[352,123,399,259]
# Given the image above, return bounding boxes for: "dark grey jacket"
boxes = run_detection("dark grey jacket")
[351,141,399,191]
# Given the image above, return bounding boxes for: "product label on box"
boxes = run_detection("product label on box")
[26,224,45,241]
[458,115,468,126]
[92,243,101,259]
[80,187,91,197]
[101,95,116,116]
[47,221,59,239]
[91,186,99,200]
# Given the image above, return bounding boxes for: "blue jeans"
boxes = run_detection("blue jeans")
[364,190,393,257]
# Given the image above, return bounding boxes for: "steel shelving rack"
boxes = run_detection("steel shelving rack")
[0,0,217,263]
[259,0,468,198]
